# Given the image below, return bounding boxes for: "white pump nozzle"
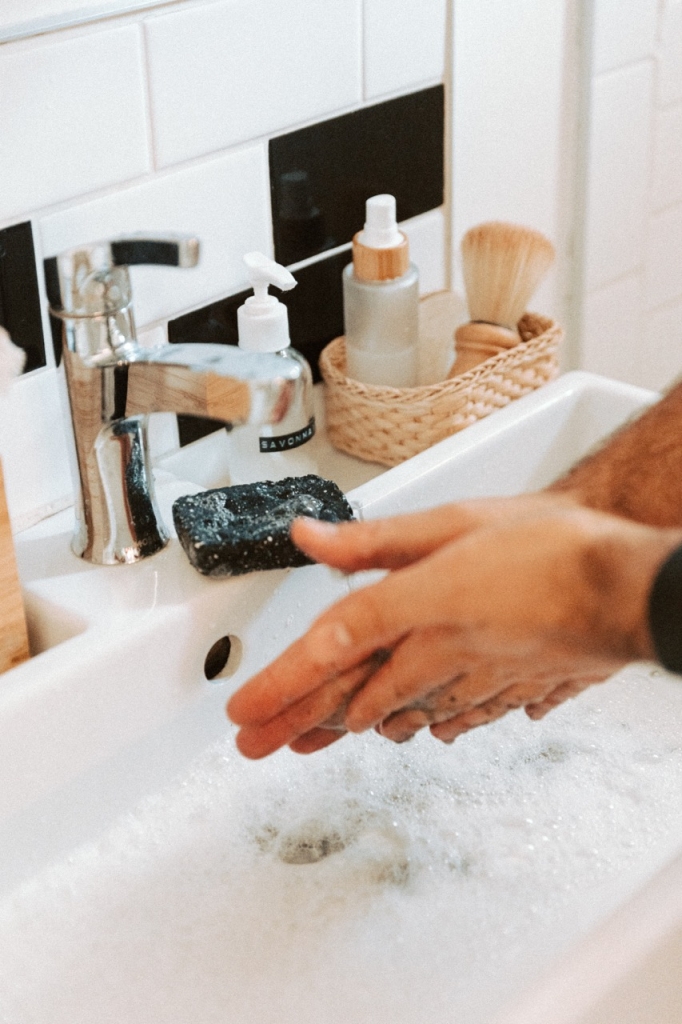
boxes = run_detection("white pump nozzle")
[238,252,297,353]
[243,251,296,303]
[358,194,403,249]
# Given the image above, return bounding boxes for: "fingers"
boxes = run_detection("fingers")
[228,559,442,728]
[290,504,481,573]
[344,630,473,733]
[429,679,558,742]
[428,674,604,742]
[378,709,431,743]
[289,728,345,754]
[524,677,602,719]
[234,652,388,759]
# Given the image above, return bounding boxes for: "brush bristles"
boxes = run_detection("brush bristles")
[461,222,555,329]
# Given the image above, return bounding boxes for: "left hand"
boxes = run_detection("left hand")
[227,495,672,758]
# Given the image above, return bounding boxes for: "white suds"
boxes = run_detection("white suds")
[2,669,682,1024]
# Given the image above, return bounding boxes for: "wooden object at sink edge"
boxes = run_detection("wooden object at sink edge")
[0,460,29,673]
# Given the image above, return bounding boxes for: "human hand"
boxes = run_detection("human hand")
[227,494,678,758]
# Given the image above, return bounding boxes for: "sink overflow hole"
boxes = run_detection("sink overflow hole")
[204,635,242,681]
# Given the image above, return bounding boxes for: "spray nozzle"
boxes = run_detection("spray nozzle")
[359,194,403,249]
[243,251,296,305]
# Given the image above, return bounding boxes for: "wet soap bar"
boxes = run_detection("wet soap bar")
[172,475,354,578]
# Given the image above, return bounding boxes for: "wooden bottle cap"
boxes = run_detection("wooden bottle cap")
[352,231,410,282]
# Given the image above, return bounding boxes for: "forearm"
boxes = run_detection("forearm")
[550,378,682,526]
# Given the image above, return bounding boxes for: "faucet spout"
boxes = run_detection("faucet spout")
[125,343,300,425]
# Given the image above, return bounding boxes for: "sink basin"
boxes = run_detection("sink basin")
[2,370,681,1024]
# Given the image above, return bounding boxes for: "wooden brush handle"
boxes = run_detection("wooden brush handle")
[448,321,520,377]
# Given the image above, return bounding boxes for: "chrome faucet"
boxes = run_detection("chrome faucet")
[46,235,311,565]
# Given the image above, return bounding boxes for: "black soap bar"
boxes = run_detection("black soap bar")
[172,475,355,578]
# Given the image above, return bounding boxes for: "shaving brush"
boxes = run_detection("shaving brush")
[448,222,555,377]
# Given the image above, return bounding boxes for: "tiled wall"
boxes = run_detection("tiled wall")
[0,0,447,531]
[451,0,569,323]
[581,0,682,392]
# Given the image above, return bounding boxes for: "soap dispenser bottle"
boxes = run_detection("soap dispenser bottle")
[228,252,316,484]
[342,194,419,387]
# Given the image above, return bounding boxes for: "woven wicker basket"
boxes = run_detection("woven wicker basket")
[319,312,562,467]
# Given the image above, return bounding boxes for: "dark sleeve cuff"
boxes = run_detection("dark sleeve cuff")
[648,543,682,674]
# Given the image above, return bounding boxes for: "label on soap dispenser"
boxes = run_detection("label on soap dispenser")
[259,417,316,452]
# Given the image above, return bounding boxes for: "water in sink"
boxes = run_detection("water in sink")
[3,669,682,1024]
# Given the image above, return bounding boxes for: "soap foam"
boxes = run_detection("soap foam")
[3,669,682,1024]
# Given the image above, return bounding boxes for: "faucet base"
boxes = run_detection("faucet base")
[70,530,170,566]
[72,415,171,566]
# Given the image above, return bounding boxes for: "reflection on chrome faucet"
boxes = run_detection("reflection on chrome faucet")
[45,235,311,565]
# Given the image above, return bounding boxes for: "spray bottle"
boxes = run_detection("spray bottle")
[342,194,419,387]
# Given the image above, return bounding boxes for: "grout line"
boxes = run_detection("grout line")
[593,52,658,80]
[287,243,352,275]
[645,292,682,317]
[359,0,367,102]
[645,46,658,213]
[0,0,212,48]
[13,494,73,535]
[586,265,645,296]
[138,20,159,172]
[442,0,453,292]
[553,0,595,371]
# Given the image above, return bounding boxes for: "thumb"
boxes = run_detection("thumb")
[291,504,480,572]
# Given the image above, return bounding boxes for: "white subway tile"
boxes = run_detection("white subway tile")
[645,202,682,308]
[584,62,653,290]
[0,26,150,223]
[40,145,271,327]
[0,0,167,44]
[639,299,682,391]
[592,0,657,74]
[0,368,73,531]
[581,273,644,386]
[659,0,682,106]
[400,208,447,295]
[145,0,362,168]
[452,0,565,266]
[364,0,446,100]
[652,103,682,211]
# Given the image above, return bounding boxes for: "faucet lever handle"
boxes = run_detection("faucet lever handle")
[45,234,200,316]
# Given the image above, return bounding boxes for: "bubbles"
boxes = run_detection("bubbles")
[4,674,682,1024]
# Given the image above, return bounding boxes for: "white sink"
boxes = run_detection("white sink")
[2,370,681,1024]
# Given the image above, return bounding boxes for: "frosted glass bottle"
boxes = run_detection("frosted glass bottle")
[343,262,419,387]
[342,193,419,388]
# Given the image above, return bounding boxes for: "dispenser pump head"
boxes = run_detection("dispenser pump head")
[238,251,297,352]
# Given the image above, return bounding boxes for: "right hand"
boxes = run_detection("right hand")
[227,495,678,758]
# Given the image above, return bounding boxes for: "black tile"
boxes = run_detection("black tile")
[270,85,444,266]
[0,221,46,373]
[169,249,349,446]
